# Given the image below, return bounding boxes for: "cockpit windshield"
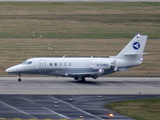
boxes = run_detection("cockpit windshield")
[21,61,32,65]
[27,61,32,65]
[21,61,27,65]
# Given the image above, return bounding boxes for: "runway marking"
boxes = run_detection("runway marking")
[22,97,70,119]
[51,96,105,120]
[0,101,37,118]
[42,107,70,119]
[73,97,104,104]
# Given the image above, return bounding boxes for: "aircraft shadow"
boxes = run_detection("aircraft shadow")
[67,80,101,85]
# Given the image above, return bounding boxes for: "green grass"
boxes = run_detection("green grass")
[0,2,160,38]
[105,98,160,120]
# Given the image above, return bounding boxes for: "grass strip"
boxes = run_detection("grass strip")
[105,98,160,120]
[0,2,160,38]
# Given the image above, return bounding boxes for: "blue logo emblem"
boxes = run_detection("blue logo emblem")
[133,42,140,50]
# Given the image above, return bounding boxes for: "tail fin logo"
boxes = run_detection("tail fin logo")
[133,42,140,50]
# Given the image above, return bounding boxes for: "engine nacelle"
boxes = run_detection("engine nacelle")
[91,60,111,69]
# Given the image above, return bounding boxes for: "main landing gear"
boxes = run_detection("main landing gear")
[18,74,22,82]
[74,76,86,82]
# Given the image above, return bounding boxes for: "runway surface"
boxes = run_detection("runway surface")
[0,95,160,119]
[0,77,160,94]
[0,0,160,2]
[0,77,160,119]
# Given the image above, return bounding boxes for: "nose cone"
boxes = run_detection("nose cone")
[5,68,11,73]
[5,65,20,75]
[6,67,15,74]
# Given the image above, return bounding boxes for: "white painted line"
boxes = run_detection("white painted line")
[0,101,37,118]
[22,97,70,119]
[51,96,105,120]
[42,106,70,119]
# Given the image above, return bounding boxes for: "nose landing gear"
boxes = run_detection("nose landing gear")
[18,78,22,82]
[18,74,22,82]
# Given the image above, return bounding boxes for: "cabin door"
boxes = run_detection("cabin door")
[39,59,46,73]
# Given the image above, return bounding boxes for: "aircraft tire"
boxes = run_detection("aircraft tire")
[78,77,86,82]
[18,79,22,82]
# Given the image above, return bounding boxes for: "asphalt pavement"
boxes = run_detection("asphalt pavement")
[0,77,160,94]
[0,95,160,119]
[0,77,160,119]
[0,0,160,2]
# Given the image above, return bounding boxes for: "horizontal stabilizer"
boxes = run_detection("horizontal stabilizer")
[123,53,149,56]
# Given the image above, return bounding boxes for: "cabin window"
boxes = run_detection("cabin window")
[55,63,57,66]
[69,62,71,66]
[64,62,67,66]
[59,62,62,66]
[27,61,32,65]
[50,63,52,66]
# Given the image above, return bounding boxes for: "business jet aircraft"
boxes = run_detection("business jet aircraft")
[6,34,148,82]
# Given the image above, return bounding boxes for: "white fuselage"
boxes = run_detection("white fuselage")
[6,57,141,78]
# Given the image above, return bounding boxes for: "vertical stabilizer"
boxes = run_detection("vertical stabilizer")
[116,34,148,61]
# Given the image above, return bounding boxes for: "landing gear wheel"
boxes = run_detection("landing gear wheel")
[18,78,22,82]
[74,77,78,81]
[18,73,22,82]
[78,77,86,82]
[75,76,86,82]
[81,77,86,82]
